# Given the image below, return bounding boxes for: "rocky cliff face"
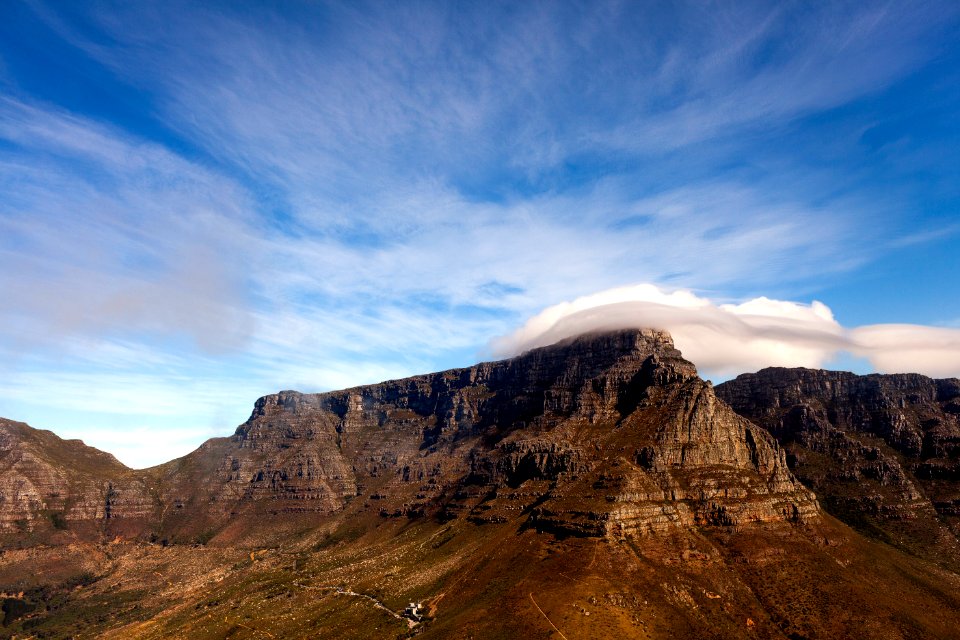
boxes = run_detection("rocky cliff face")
[14,342,960,640]
[717,368,960,560]
[1,330,818,543]
[0,419,154,537]
[151,329,816,540]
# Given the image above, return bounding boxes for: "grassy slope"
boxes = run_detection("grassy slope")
[2,509,959,640]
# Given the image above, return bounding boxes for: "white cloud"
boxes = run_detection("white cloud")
[0,96,921,469]
[850,325,960,379]
[3,2,958,467]
[494,284,960,381]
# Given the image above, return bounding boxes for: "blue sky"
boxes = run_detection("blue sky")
[2,1,959,467]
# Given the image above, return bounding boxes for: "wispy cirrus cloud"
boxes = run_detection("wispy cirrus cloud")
[0,92,877,467]
[42,2,958,198]
[0,98,256,354]
[1,1,958,466]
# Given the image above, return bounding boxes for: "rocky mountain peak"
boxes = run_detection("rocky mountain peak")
[7,338,960,640]
[245,327,695,422]
[149,328,815,541]
[0,418,152,535]
[2,329,816,544]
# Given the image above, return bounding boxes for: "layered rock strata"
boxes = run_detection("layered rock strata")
[0,419,153,534]
[1,330,818,541]
[717,368,960,545]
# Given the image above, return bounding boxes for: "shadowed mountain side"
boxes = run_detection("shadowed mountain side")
[717,367,960,569]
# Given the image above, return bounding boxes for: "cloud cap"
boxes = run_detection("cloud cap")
[493,284,960,380]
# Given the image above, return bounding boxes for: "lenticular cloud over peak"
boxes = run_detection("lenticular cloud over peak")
[493,285,960,380]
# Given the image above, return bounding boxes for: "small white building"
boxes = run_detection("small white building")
[403,601,424,622]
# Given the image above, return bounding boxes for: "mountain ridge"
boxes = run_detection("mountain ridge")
[717,366,960,569]
[3,330,960,638]
[1,329,817,543]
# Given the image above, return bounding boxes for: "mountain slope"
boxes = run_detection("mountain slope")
[717,367,960,567]
[1,330,818,544]
[150,329,818,544]
[0,418,153,540]
[2,331,960,639]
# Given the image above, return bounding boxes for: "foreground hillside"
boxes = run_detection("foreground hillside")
[3,509,960,639]
[1,330,959,639]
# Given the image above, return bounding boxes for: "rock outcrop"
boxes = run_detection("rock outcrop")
[0,419,154,537]
[717,368,960,558]
[0,330,818,542]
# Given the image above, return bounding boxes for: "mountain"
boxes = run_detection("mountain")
[0,418,154,540]
[717,367,960,569]
[1,330,959,639]
[1,329,818,544]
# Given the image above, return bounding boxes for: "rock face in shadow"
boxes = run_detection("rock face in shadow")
[0,330,818,542]
[717,367,960,560]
